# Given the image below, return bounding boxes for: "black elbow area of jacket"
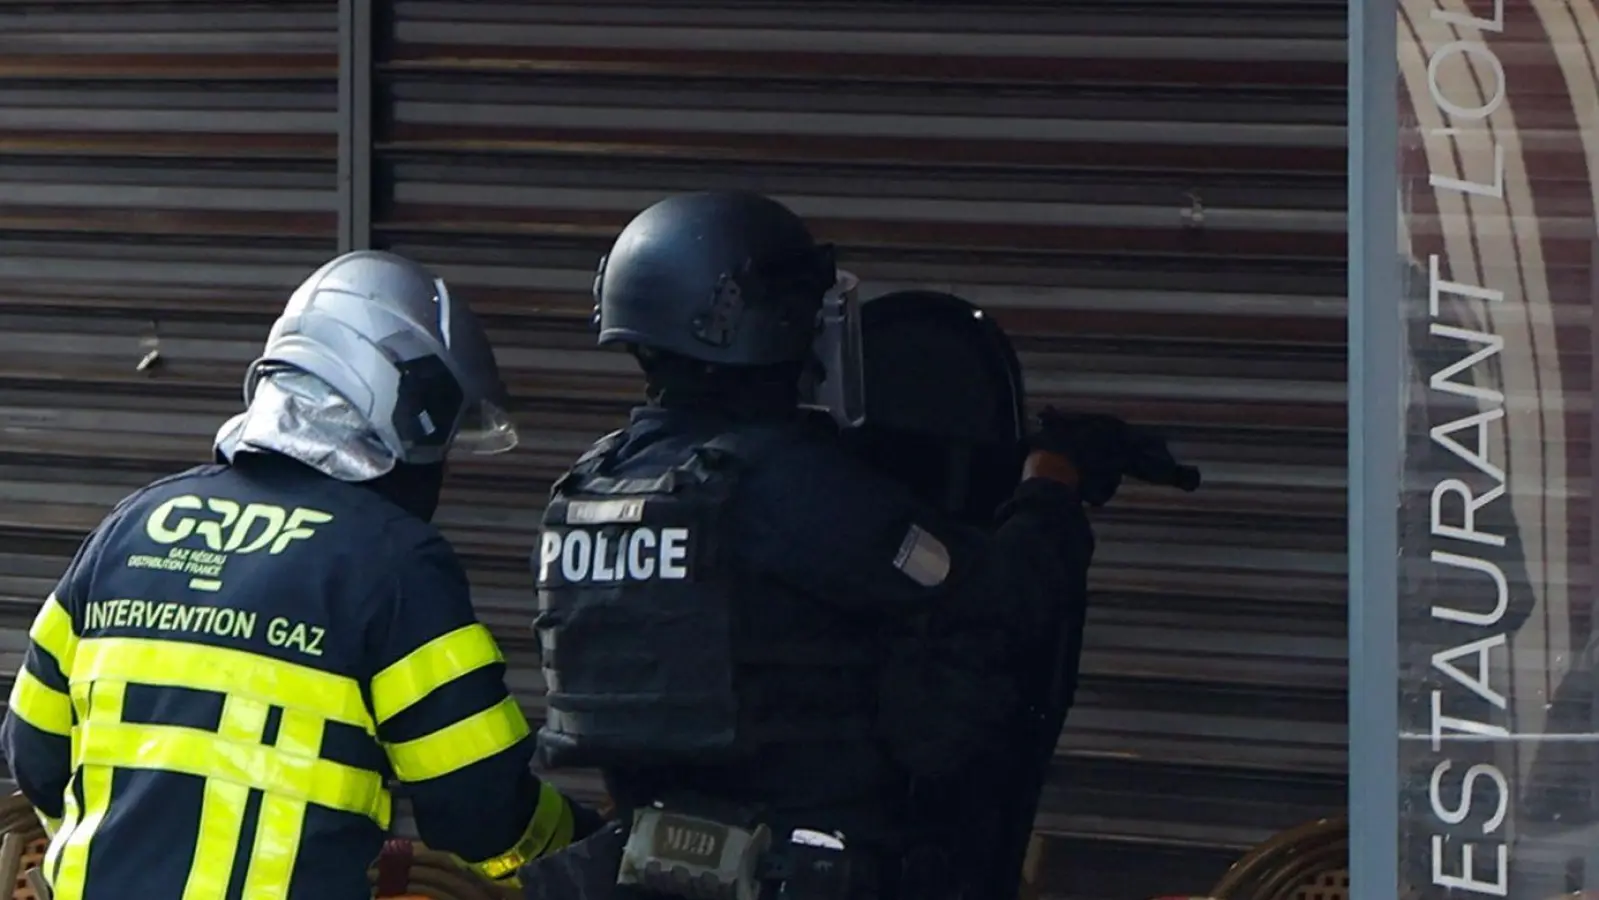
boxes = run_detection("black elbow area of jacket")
[1003,478,1084,518]
[1001,480,1093,547]
[1,713,68,819]
[406,753,544,863]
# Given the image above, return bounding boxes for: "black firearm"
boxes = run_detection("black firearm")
[1029,409,1201,505]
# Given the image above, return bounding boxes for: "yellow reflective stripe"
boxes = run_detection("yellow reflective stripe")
[181,696,270,900]
[8,666,73,736]
[36,809,60,839]
[471,781,576,881]
[42,766,81,887]
[50,681,124,900]
[242,707,326,900]
[370,624,503,724]
[531,782,576,857]
[30,595,78,672]
[385,695,529,783]
[66,682,91,769]
[547,803,575,857]
[74,719,391,826]
[72,637,372,733]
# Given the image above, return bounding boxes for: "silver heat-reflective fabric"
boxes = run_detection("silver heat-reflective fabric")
[213,369,396,482]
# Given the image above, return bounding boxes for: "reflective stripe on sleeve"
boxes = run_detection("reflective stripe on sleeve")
[470,782,577,881]
[8,666,73,736]
[370,624,504,724]
[384,695,529,783]
[29,595,78,673]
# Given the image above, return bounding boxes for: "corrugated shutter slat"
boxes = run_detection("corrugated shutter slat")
[0,0,338,745]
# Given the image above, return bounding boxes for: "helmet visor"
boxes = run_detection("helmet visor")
[800,270,867,429]
[452,399,520,456]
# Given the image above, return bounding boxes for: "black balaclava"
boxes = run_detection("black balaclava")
[225,451,447,522]
[633,347,805,422]
[364,461,447,521]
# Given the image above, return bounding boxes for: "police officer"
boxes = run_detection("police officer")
[1,251,598,900]
[842,289,1088,900]
[526,191,1114,900]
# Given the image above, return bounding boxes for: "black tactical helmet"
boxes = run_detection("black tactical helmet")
[593,191,839,366]
[843,290,1027,522]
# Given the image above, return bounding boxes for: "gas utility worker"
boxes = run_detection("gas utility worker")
[1,251,598,900]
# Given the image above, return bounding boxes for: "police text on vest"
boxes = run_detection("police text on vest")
[538,527,690,583]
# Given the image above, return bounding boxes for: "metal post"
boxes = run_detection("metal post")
[1591,235,1599,658]
[337,0,374,253]
[1347,0,1402,897]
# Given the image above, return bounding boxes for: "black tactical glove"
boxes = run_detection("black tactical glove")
[1028,409,1201,507]
[1027,411,1129,506]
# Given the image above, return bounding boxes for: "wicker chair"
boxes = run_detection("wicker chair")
[0,794,49,900]
[0,792,511,900]
[1206,817,1349,900]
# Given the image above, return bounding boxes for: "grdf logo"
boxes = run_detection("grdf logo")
[145,495,334,555]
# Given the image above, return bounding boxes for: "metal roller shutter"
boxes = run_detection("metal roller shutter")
[377,2,1348,897]
[0,0,338,754]
[0,1,1350,896]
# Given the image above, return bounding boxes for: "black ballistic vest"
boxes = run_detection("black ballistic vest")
[533,425,877,774]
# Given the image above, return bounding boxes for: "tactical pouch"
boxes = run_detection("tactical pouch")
[617,802,772,900]
[773,830,851,900]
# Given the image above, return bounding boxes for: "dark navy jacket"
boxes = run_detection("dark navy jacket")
[2,454,568,900]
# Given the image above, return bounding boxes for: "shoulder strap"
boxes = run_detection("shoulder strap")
[551,429,627,495]
[661,423,797,489]
[574,429,627,469]
[696,423,800,468]
[555,422,803,497]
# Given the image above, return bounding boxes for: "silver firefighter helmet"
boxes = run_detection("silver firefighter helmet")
[242,250,516,467]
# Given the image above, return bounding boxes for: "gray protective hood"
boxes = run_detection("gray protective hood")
[213,369,397,483]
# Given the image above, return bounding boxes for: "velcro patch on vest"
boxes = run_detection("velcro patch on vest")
[893,524,951,588]
[564,498,646,525]
[537,525,695,586]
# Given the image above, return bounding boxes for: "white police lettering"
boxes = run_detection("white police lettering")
[539,526,691,583]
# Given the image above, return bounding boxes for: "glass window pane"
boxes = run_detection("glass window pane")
[1398,1,1597,897]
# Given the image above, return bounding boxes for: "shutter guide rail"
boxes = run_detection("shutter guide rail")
[337,0,375,252]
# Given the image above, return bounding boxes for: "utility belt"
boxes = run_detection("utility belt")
[519,795,861,900]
